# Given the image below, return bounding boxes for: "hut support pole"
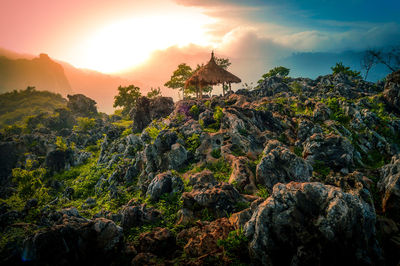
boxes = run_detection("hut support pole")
[229,83,232,92]
[199,85,203,99]
[222,82,225,97]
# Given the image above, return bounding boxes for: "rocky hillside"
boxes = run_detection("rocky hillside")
[1,70,400,265]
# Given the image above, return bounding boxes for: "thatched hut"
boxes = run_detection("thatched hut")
[185,52,241,98]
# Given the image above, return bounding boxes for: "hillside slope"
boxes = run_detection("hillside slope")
[0,87,67,128]
[1,70,400,265]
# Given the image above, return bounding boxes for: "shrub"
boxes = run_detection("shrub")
[213,106,223,122]
[217,228,250,263]
[211,148,221,158]
[74,117,96,132]
[258,66,290,84]
[256,185,269,199]
[312,160,331,179]
[12,167,49,201]
[185,133,201,153]
[290,81,303,95]
[204,158,232,182]
[230,144,245,156]
[55,136,68,151]
[331,62,361,78]
[189,105,200,117]
[324,97,351,124]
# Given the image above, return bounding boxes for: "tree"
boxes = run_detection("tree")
[147,87,161,99]
[215,56,231,70]
[258,66,290,85]
[113,85,142,116]
[331,62,361,78]
[164,63,193,100]
[362,46,400,74]
[361,51,377,80]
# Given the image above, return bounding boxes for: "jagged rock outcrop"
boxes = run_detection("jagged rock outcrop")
[146,171,184,201]
[229,156,256,192]
[303,133,354,172]
[45,148,75,173]
[177,218,234,258]
[22,213,123,266]
[379,154,400,220]
[134,227,177,258]
[244,182,382,265]
[67,94,98,117]
[256,140,312,191]
[131,96,174,133]
[383,70,400,113]
[0,141,25,185]
[120,201,160,232]
[181,182,245,219]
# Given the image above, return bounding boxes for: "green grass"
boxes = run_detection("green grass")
[0,87,67,129]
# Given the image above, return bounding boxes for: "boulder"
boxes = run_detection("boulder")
[177,218,234,258]
[181,182,245,219]
[22,216,123,265]
[303,133,354,172]
[45,149,75,173]
[378,154,400,220]
[244,182,382,265]
[146,171,184,201]
[120,203,160,232]
[167,143,188,170]
[131,96,174,133]
[67,94,97,117]
[229,156,256,192]
[135,227,176,257]
[187,170,217,188]
[0,141,25,186]
[383,70,400,113]
[256,140,312,191]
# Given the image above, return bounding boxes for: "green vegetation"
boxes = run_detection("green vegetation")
[290,81,303,95]
[258,66,290,84]
[312,160,331,179]
[256,185,269,199]
[74,117,96,132]
[113,84,142,116]
[331,62,361,78]
[217,228,250,264]
[0,87,66,129]
[146,87,161,99]
[294,146,303,157]
[185,133,201,153]
[323,97,351,124]
[230,144,245,156]
[164,63,194,99]
[189,104,200,117]
[203,158,232,182]
[211,148,221,158]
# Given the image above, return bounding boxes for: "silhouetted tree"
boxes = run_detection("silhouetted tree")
[362,46,400,76]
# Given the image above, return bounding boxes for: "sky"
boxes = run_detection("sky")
[0,0,399,83]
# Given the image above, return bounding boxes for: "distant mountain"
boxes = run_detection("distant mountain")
[0,53,72,95]
[0,48,146,113]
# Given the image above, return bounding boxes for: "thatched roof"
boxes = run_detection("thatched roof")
[185,52,241,88]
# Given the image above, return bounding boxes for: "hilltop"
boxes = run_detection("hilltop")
[0,70,400,265]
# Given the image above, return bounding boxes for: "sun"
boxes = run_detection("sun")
[75,12,216,73]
